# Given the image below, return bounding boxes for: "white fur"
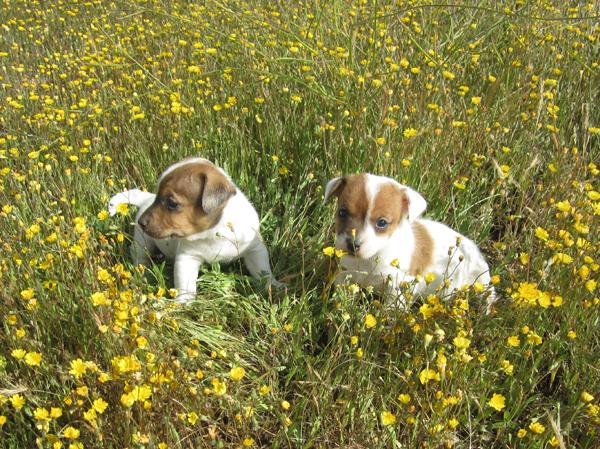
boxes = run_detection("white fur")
[109,160,282,303]
[332,174,496,312]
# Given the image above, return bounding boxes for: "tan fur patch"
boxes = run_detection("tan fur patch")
[409,221,434,276]
[140,162,236,239]
[333,174,369,236]
[370,183,409,236]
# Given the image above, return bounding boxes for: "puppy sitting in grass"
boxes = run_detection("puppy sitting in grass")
[108,157,281,302]
[325,173,496,311]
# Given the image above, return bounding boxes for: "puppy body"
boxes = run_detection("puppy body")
[325,173,495,309]
[109,158,279,302]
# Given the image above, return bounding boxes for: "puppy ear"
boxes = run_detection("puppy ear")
[324,176,345,202]
[402,187,427,221]
[199,171,237,213]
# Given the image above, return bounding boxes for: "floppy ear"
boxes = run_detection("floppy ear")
[402,187,427,221]
[199,171,237,213]
[324,176,345,202]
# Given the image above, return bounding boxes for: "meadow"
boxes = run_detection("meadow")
[0,0,599,447]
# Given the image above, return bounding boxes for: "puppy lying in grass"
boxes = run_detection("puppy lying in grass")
[109,157,281,302]
[325,173,496,311]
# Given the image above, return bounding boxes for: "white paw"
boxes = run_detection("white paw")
[268,278,286,291]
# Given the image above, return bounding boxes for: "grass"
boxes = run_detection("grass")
[0,0,599,447]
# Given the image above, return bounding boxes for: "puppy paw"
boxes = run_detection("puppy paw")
[269,278,286,291]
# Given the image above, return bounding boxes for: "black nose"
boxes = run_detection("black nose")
[139,215,148,230]
[346,237,361,253]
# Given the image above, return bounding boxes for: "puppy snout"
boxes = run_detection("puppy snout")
[139,214,149,230]
[346,237,361,253]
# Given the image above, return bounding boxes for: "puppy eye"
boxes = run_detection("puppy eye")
[375,218,388,229]
[338,208,349,219]
[166,197,179,211]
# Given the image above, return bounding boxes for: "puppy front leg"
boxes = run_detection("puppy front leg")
[173,254,202,303]
[242,238,283,289]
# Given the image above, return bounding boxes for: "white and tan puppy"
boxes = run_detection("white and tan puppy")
[108,157,281,302]
[325,173,495,310]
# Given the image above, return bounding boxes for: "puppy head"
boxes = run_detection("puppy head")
[139,160,236,239]
[325,173,426,259]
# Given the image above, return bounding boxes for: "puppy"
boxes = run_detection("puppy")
[108,157,281,302]
[325,173,495,311]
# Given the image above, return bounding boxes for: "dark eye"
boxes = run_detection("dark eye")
[166,197,179,211]
[338,208,349,219]
[375,218,388,230]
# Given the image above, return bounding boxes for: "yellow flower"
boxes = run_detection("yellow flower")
[403,128,418,138]
[527,332,543,345]
[25,351,42,366]
[10,394,25,410]
[230,367,245,381]
[516,428,527,438]
[322,246,335,257]
[567,330,576,339]
[453,336,471,350]
[115,203,129,215]
[93,398,108,414]
[553,253,573,264]
[535,227,549,241]
[419,368,440,384]
[335,249,347,257]
[11,348,26,359]
[69,359,87,378]
[120,392,135,408]
[91,291,110,306]
[63,426,80,439]
[0,415,6,427]
[364,314,377,329]
[188,412,199,425]
[243,437,255,447]
[34,408,50,421]
[211,378,227,396]
[424,272,437,283]
[20,288,35,300]
[398,394,411,404]
[488,393,506,411]
[507,335,520,347]
[529,421,545,434]
[581,391,595,402]
[281,400,291,410]
[380,411,397,426]
[471,96,481,105]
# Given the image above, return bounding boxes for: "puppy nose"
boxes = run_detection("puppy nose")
[139,215,148,230]
[346,237,361,253]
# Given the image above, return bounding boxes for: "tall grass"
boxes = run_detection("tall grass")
[0,0,598,447]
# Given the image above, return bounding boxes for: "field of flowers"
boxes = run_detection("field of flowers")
[1,0,599,447]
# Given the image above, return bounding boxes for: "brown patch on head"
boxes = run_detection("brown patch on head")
[409,222,434,276]
[330,174,369,236]
[139,162,236,239]
[370,183,409,236]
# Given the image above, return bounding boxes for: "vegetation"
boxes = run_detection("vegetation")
[0,0,598,447]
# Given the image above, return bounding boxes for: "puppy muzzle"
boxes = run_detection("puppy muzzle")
[345,236,362,255]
